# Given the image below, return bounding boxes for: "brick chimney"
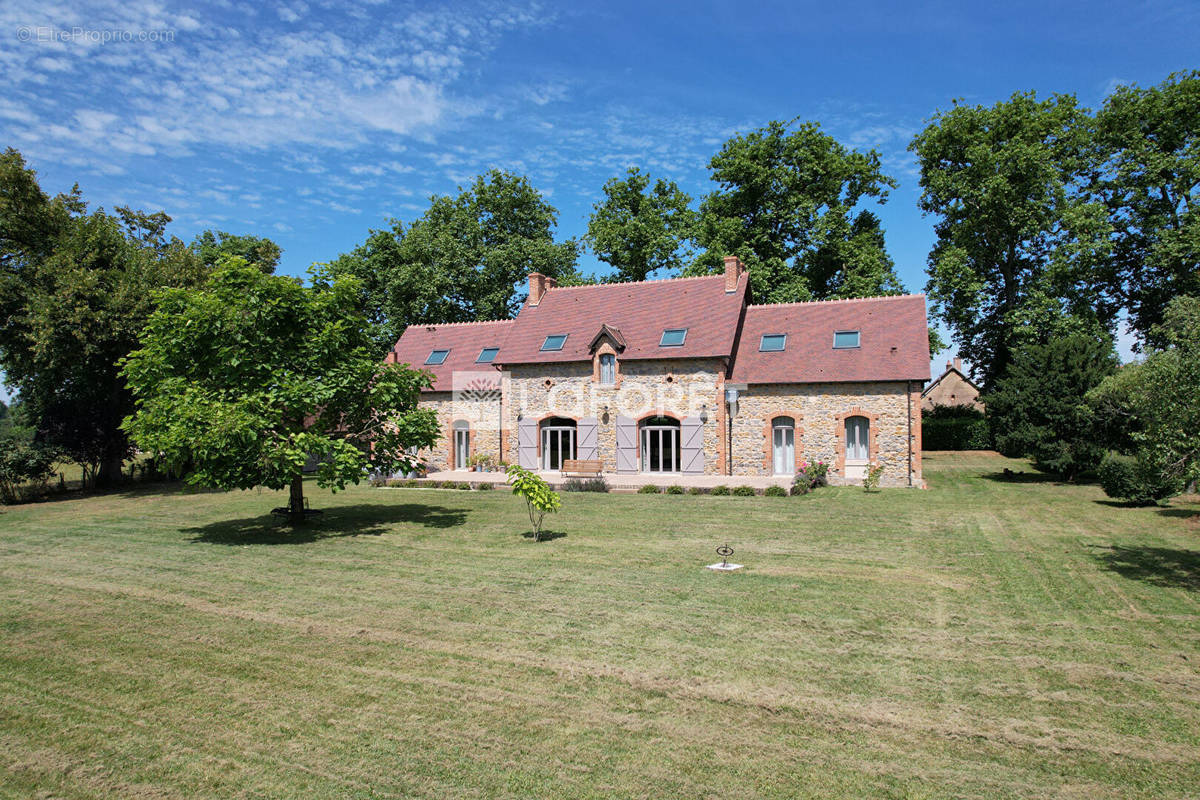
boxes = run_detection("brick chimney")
[723,255,745,293]
[527,272,549,306]
[953,357,963,372]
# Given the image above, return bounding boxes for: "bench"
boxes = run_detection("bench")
[561,459,603,477]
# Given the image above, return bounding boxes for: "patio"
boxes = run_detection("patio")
[422,468,796,492]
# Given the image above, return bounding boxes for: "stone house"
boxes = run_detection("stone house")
[921,358,984,412]
[390,257,931,487]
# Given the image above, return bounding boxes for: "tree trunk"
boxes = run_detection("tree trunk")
[288,474,306,523]
[95,455,125,489]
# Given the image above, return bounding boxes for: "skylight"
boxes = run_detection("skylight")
[759,334,786,352]
[541,334,567,351]
[833,330,860,349]
[659,328,687,347]
[476,347,499,363]
[425,349,450,365]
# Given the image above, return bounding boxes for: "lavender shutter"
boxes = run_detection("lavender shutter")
[680,416,704,474]
[577,417,599,461]
[518,417,538,469]
[616,416,637,473]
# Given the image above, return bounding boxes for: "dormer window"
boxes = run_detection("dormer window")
[833,330,860,349]
[425,349,449,365]
[541,334,567,351]
[759,334,786,352]
[476,347,499,363]
[659,328,687,347]
[599,353,616,384]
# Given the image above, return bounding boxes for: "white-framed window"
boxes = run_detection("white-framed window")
[760,333,787,351]
[599,353,616,384]
[640,416,681,473]
[659,328,687,347]
[845,416,869,461]
[425,349,450,365]
[476,347,499,363]
[772,416,795,474]
[834,330,860,349]
[540,417,576,470]
[453,420,470,469]
[541,334,567,351]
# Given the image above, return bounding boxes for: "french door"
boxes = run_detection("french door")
[772,425,795,474]
[454,429,470,469]
[641,425,679,473]
[542,426,575,471]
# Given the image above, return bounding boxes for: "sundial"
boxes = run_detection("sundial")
[706,543,743,572]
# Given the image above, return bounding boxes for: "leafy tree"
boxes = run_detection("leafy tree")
[1093,71,1200,346]
[910,92,1116,388]
[0,436,58,504]
[0,149,206,486]
[1089,296,1200,498]
[331,170,581,351]
[504,463,560,541]
[684,119,902,303]
[121,260,440,522]
[984,333,1117,479]
[586,167,695,282]
[191,230,282,274]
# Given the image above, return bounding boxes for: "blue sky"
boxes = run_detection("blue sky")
[1,0,1197,401]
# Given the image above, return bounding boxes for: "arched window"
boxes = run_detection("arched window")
[845,416,870,462]
[771,416,795,475]
[540,417,576,471]
[640,416,681,473]
[453,420,470,470]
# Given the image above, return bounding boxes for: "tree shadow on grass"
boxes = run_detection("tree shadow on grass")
[1091,544,1200,591]
[184,503,468,545]
[522,529,566,542]
[980,470,1069,485]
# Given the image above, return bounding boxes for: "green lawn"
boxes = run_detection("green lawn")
[1,452,1197,799]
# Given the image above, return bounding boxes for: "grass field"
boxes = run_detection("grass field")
[1,452,1197,799]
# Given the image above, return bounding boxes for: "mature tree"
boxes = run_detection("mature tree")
[684,119,902,303]
[586,167,695,282]
[910,92,1115,388]
[1093,71,1200,346]
[121,260,440,521]
[984,333,1118,479]
[191,229,282,274]
[0,150,206,486]
[331,170,581,351]
[1089,296,1200,499]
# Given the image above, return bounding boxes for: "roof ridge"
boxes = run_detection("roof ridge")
[415,318,515,327]
[542,273,725,294]
[747,293,926,309]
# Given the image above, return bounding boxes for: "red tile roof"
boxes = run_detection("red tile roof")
[495,273,748,365]
[391,319,513,391]
[728,295,931,384]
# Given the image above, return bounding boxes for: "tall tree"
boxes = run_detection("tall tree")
[1093,70,1200,346]
[684,119,901,303]
[331,170,581,352]
[910,92,1115,388]
[0,149,206,486]
[191,230,282,274]
[121,260,440,522]
[586,167,695,282]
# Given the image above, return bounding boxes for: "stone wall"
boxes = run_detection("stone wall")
[414,392,503,473]
[503,358,726,475]
[731,382,923,487]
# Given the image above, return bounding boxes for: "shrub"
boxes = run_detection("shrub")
[793,460,829,494]
[864,464,884,491]
[1098,452,1180,506]
[404,479,419,488]
[474,481,494,490]
[764,485,787,497]
[790,479,810,496]
[0,439,58,504]
[637,484,660,494]
[665,484,685,495]
[367,472,386,488]
[732,485,757,496]
[504,464,561,541]
[687,486,706,495]
[710,485,730,496]
[439,480,457,489]
[456,481,471,490]
[922,405,991,450]
[563,477,609,492]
